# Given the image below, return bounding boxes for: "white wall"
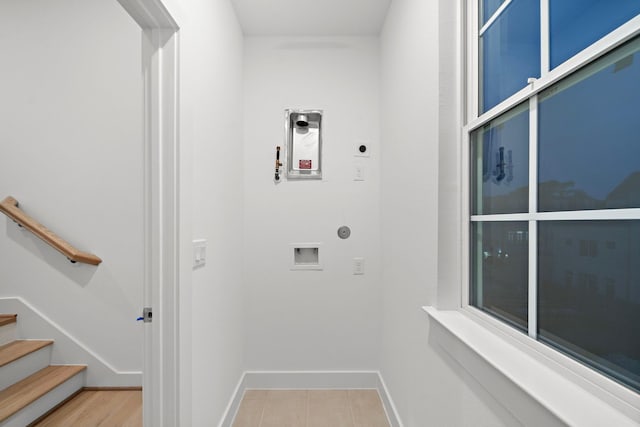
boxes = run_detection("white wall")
[0,0,143,378]
[379,1,564,426]
[243,37,382,370]
[178,0,246,425]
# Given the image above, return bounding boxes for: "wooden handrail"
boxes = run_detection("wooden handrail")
[0,196,102,265]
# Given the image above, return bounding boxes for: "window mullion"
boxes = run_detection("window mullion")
[540,0,550,75]
[529,96,538,217]
[528,220,537,339]
[479,0,512,36]
[528,95,538,339]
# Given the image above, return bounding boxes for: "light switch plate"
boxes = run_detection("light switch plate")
[353,257,365,275]
[193,239,207,268]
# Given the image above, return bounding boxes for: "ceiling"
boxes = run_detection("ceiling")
[230,0,393,36]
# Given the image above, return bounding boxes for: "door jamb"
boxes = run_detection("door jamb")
[115,1,180,426]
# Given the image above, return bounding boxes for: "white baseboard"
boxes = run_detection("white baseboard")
[219,371,403,427]
[0,297,141,387]
[243,370,381,389]
[376,372,404,427]
[218,373,247,427]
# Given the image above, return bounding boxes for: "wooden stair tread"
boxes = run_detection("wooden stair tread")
[0,315,17,327]
[0,340,54,367]
[0,365,86,422]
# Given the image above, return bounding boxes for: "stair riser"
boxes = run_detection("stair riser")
[0,324,16,347]
[0,345,52,390]
[0,369,85,427]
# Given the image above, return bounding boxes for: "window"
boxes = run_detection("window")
[549,0,640,68]
[479,0,540,112]
[469,2,640,394]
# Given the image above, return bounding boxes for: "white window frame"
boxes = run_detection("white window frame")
[461,0,640,415]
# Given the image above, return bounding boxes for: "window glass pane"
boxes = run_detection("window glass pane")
[472,103,529,215]
[538,221,640,392]
[471,221,528,331]
[480,0,540,112]
[550,0,640,68]
[481,0,506,25]
[539,37,640,212]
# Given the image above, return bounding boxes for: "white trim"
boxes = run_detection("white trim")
[469,0,479,121]
[467,15,640,130]
[436,0,465,309]
[425,306,640,424]
[527,220,537,339]
[376,372,404,427]
[218,373,247,427]
[479,0,512,36]
[115,1,180,426]
[141,27,180,427]
[528,96,538,216]
[466,83,533,132]
[540,0,550,75]
[243,370,381,389]
[527,95,538,339]
[116,0,177,29]
[471,208,640,222]
[460,130,471,308]
[220,371,403,427]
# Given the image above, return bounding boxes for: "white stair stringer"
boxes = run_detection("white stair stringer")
[0,368,85,427]
[0,343,52,390]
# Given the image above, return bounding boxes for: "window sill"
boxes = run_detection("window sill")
[423,306,640,427]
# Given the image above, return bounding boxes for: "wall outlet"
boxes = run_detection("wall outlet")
[353,257,365,275]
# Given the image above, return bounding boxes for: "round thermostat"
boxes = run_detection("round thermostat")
[337,226,351,239]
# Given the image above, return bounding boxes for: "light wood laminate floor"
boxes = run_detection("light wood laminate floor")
[233,389,390,427]
[32,390,141,426]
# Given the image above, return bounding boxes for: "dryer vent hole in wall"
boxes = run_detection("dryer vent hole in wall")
[290,244,323,270]
[294,247,319,265]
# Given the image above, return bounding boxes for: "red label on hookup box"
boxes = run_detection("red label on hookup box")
[299,160,312,169]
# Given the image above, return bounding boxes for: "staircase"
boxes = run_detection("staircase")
[0,314,86,427]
